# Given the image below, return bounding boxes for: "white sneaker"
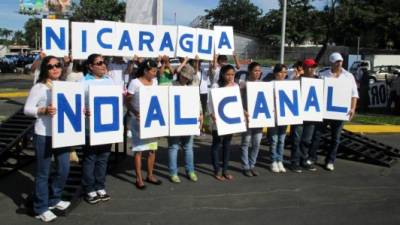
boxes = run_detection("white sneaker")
[278,161,286,173]
[127,130,132,138]
[326,163,335,171]
[49,200,71,210]
[305,160,313,165]
[270,161,280,173]
[35,210,57,222]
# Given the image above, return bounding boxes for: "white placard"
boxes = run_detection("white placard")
[301,77,324,122]
[52,81,85,148]
[89,85,123,145]
[133,24,158,58]
[246,82,276,128]
[368,82,388,108]
[71,22,94,60]
[196,28,214,61]
[214,26,234,55]
[211,86,246,135]
[92,21,117,56]
[139,86,169,139]
[323,77,352,121]
[275,80,303,126]
[169,86,201,136]
[42,19,69,57]
[114,22,137,57]
[155,25,178,58]
[176,26,197,59]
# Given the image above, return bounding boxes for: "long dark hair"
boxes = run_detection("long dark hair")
[36,55,60,83]
[84,53,102,75]
[217,64,235,87]
[135,59,158,78]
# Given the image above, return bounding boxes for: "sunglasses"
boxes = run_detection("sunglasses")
[93,61,105,66]
[46,63,62,70]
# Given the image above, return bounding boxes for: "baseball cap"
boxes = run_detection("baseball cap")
[179,64,195,81]
[329,52,343,63]
[303,58,318,68]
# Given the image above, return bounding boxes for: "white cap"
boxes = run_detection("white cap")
[329,52,343,63]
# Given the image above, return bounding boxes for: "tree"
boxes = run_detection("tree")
[71,0,126,22]
[12,31,25,45]
[204,0,263,34]
[23,18,41,48]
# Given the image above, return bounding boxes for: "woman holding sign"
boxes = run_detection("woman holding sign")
[168,64,203,183]
[126,59,162,189]
[208,64,237,181]
[81,54,114,204]
[269,64,289,173]
[240,62,263,177]
[24,56,71,222]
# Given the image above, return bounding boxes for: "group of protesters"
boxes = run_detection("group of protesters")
[24,51,358,222]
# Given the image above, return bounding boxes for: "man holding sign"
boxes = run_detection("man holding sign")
[320,52,359,171]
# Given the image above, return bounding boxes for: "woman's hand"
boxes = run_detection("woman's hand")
[83,108,91,117]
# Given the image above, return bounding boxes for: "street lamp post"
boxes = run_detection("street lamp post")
[280,0,287,64]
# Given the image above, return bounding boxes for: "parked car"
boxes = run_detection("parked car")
[369,65,400,82]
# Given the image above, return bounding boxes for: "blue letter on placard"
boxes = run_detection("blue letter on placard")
[326,86,348,113]
[81,30,87,52]
[218,96,241,124]
[97,28,113,49]
[159,32,174,52]
[253,92,271,119]
[145,96,166,128]
[174,95,197,125]
[118,30,133,51]
[218,31,232,49]
[304,86,320,112]
[279,90,299,117]
[179,33,193,52]
[93,97,119,133]
[139,31,154,51]
[57,94,82,133]
[198,34,212,54]
[45,27,65,50]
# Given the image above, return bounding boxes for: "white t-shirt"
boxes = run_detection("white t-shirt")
[198,69,210,94]
[108,63,128,86]
[127,78,158,113]
[319,68,359,98]
[24,83,52,136]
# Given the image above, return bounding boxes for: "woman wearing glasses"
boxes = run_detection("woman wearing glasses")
[81,54,115,204]
[24,56,71,222]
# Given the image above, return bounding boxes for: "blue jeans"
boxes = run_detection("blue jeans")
[168,136,194,176]
[269,126,287,162]
[33,135,70,215]
[240,128,263,170]
[211,130,233,174]
[290,125,303,165]
[324,119,344,164]
[82,137,111,193]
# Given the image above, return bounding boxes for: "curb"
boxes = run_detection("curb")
[0,91,29,98]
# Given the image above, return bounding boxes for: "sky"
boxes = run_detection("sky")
[0,0,326,31]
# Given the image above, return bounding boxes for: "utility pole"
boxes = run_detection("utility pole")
[280,0,287,64]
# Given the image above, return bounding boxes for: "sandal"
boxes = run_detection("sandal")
[214,174,225,181]
[223,173,234,180]
[146,177,162,185]
[135,181,146,190]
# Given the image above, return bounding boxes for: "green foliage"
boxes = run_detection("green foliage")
[204,0,400,49]
[70,0,126,22]
[205,0,263,34]
[23,18,41,48]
